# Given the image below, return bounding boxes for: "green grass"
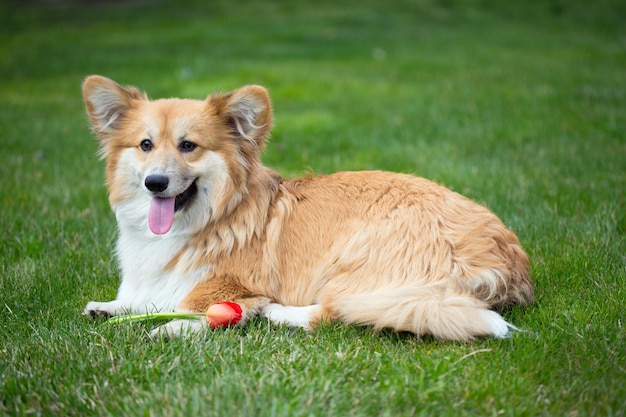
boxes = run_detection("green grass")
[1,0,625,415]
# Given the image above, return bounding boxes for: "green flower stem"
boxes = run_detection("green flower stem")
[105,312,206,325]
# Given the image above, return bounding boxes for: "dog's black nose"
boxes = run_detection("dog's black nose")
[145,174,169,192]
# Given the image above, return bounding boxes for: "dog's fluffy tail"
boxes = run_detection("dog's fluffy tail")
[324,284,514,341]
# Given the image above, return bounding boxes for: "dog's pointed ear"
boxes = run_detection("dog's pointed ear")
[210,85,273,147]
[82,75,146,138]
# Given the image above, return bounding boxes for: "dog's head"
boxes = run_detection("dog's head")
[82,75,272,235]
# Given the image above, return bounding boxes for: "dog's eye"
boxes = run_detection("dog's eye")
[179,140,197,153]
[140,139,153,152]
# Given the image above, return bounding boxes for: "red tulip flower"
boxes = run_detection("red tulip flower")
[205,302,243,327]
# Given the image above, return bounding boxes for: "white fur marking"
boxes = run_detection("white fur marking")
[149,319,206,339]
[261,303,320,330]
[482,310,514,338]
[83,300,127,317]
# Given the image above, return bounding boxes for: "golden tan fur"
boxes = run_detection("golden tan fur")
[82,75,533,341]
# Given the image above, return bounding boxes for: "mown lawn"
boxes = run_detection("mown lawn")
[1,0,624,415]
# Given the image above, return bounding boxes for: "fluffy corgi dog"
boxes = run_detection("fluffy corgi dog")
[82,75,533,341]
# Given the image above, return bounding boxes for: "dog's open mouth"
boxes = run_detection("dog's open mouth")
[174,179,198,212]
[149,179,198,235]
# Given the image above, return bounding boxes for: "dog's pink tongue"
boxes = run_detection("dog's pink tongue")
[148,197,175,235]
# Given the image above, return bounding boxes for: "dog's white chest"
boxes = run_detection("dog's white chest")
[114,231,209,313]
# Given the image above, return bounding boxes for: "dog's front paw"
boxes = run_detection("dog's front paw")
[83,300,126,319]
[149,319,206,340]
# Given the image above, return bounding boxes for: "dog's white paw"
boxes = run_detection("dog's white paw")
[84,300,127,318]
[149,319,205,339]
[261,303,320,330]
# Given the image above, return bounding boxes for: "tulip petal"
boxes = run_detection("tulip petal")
[206,302,243,327]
